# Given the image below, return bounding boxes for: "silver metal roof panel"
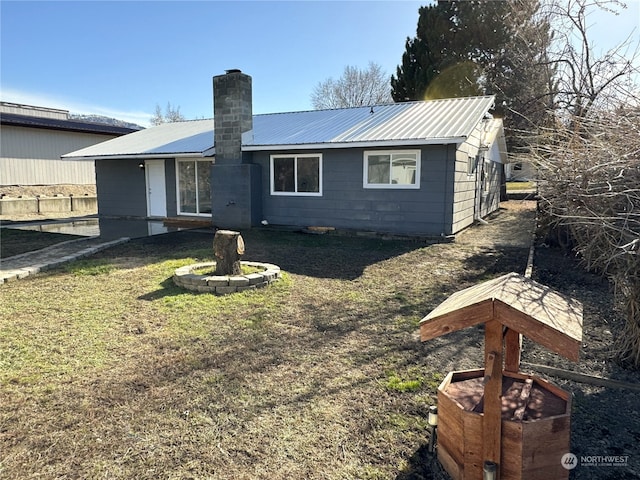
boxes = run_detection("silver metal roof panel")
[64,96,495,159]
[62,119,215,159]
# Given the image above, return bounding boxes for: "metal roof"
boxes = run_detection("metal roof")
[60,120,216,159]
[63,96,496,160]
[1,113,140,136]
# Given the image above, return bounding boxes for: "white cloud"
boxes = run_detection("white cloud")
[0,87,152,127]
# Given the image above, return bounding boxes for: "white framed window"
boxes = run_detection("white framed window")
[176,158,212,216]
[270,154,322,196]
[363,150,420,189]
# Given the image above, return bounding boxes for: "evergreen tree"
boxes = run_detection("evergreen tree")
[392,0,554,145]
[391,2,465,102]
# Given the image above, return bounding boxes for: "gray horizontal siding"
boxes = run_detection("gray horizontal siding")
[451,126,481,233]
[253,146,453,236]
[451,123,502,234]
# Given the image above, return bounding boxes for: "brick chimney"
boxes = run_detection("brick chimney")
[210,70,261,229]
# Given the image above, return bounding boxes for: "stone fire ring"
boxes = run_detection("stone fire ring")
[173,261,281,295]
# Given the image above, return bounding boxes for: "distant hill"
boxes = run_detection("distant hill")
[69,113,144,130]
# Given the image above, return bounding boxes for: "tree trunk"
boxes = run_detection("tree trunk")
[213,230,245,276]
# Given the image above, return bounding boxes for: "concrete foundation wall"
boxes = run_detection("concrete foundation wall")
[0,195,97,215]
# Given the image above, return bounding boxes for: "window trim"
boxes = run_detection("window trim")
[363,149,421,189]
[270,153,323,196]
[175,157,213,217]
[467,155,479,177]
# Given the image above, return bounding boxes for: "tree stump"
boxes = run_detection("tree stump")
[213,230,245,276]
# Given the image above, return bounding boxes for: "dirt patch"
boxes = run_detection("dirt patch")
[0,200,638,479]
[456,200,537,249]
[528,245,640,479]
[0,184,96,198]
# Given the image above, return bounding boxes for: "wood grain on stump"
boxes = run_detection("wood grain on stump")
[213,230,245,276]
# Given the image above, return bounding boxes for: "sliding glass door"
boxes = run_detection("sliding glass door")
[177,159,211,215]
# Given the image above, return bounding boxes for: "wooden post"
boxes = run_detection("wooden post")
[483,319,503,478]
[504,328,522,373]
[213,230,245,276]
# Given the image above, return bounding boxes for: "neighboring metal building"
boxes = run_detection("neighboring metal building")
[65,71,507,237]
[0,102,139,186]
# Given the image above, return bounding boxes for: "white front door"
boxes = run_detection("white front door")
[145,160,167,217]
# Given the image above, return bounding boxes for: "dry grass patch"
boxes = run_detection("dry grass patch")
[0,226,532,479]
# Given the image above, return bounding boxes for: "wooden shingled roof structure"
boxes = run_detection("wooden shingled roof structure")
[420,272,584,477]
[420,272,583,362]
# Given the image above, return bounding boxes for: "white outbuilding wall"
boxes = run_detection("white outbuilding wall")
[0,102,137,186]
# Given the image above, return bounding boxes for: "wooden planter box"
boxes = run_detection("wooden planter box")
[437,369,571,480]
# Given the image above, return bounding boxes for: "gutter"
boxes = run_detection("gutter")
[62,137,469,160]
[61,152,210,161]
[242,136,468,152]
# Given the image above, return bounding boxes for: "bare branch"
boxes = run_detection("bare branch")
[311,62,393,109]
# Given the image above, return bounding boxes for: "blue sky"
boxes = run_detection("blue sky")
[1,0,639,127]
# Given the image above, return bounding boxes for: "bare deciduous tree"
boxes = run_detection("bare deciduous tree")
[150,102,185,125]
[543,0,639,118]
[532,106,640,367]
[521,0,640,366]
[311,62,393,109]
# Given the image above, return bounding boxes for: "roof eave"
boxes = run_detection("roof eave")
[242,137,467,151]
[63,135,469,159]
[61,151,209,161]
[1,113,139,135]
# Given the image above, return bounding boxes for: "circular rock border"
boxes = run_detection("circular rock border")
[173,261,281,295]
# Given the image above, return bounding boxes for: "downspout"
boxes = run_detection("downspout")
[474,153,479,221]
[443,144,451,235]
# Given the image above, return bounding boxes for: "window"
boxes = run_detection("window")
[270,154,322,196]
[467,155,478,176]
[364,150,420,189]
[177,158,211,215]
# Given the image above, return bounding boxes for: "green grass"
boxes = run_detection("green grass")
[506,181,537,191]
[64,258,116,275]
[0,226,534,479]
[383,369,444,393]
[385,373,423,392]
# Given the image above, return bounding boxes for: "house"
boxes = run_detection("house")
[0,102,139,186]
[505,159,536,182]
[63,70,506,237]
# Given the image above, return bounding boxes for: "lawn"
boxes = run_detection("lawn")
[506,181,536,191]
[1,222,637,479]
